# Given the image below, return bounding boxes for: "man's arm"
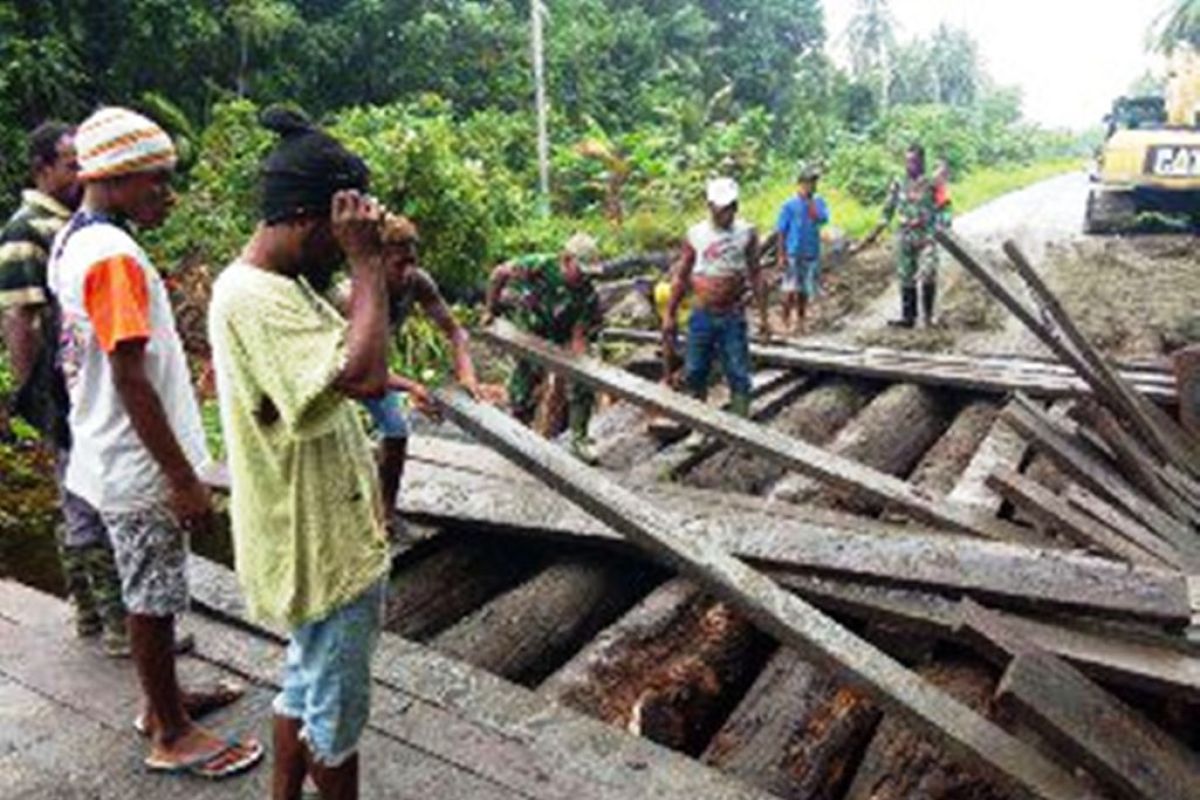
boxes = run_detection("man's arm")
[482,263,516,325]
[745,230,769,334]
[110,339,210,531]
[663,244,695,335]
[1,305,43,386]
[414,270,478,393]
[331,191,389,399]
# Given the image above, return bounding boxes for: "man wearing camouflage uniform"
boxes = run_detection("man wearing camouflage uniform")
[0,121,128,654]
[878,143,950,328]
[483,233,603,463]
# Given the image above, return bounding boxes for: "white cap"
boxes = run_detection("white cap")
[563,232,599,262]
[706,177,739,208]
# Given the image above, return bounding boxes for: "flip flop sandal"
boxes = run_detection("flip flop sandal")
[144,735,264,779]
[133,678,246,736]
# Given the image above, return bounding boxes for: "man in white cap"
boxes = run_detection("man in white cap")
[663,177,768,429]
[48,106,262,779]
[483,232,604,463]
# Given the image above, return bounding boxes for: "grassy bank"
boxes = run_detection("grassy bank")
[742,156,1083,240]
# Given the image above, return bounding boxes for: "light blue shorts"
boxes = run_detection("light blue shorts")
[361,390,410,438]
[782,254,821,298]
[273,579,386,766]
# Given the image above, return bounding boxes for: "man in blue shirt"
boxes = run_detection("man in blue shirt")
[774,163,830,335]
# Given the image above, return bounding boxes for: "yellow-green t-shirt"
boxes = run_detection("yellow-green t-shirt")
[208,261,389,629]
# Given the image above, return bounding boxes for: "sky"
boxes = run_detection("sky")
[823,0,1172,130]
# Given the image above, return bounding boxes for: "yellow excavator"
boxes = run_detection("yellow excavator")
[1086,48,1200,232]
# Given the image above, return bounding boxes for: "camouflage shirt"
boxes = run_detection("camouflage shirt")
[882,174,945,249]
[501,253,603,344]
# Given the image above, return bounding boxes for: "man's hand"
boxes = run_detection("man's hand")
[458,374,482,400]
[167,473,212,536]
[331,190,384,266]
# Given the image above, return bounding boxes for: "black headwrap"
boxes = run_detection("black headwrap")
[259,106,370,224]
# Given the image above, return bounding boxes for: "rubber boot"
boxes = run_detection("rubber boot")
[887,286,917,328]
[920,282,937,328]
[729,393,751,419]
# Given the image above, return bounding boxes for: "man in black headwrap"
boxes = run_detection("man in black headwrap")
[208,107,390,800]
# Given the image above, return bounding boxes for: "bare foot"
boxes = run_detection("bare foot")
[136,680,245,736]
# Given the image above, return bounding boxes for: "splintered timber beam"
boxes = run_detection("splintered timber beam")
[968,603,1200,800]
[482,321,1019,541]
[402,451,1192,625]
[1001,240,1200,479]
[434,388,1087,800]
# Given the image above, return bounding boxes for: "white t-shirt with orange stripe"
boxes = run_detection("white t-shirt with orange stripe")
[48,220,209,512]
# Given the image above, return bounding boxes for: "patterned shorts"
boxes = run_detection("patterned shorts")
[99,506,190,617]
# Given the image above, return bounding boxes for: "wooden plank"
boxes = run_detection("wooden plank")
[947,407,1030,515]
[1065,484,1191,572]
[989,638,1200,800]
[985,468,1168,567]
[1003,396,1200,569]
[603,327,1178,401]
[180,568,776,800]
[1002,239,1200,478]
[434,388,1089,800]
[482,321,1025,542]
[401,449,1192,624]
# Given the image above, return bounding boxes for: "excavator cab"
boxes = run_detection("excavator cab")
[1086,49,1200,233]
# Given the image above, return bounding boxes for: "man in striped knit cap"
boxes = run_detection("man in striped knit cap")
[48,107,263,779]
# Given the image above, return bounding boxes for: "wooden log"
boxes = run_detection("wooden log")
[482,321,1024,541]
[601,327,1179,402]
[436,388,1088,800]
[540,578,773,756]
[985,469,1167,567]
[907,400,1001,498]
[431,554,655,685]
[400,443,1194,625]
[843,658,1017,800]
[1003,396,1200,569]
[701,646,881,799]
[769,383,955,510]
[686,378,875,494]
[386,531,542,640]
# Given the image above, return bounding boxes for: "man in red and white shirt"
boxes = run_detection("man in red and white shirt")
[49,107,263,780]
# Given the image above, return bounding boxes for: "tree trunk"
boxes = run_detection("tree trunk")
[430,554,655,686]
[701,646,881,799]
[769,383,955,510]
[385,531,540,641]
[539,577,774,756]
[844,657,1017,800]
[686,379,876,494]
[906,400,1001,497]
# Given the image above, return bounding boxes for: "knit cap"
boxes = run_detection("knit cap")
[76,107,177,182]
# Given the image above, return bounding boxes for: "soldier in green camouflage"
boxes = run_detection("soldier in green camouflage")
[483,233,604,463]
[875,143,950,328]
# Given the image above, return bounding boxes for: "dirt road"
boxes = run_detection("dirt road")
[825,168,1199,360]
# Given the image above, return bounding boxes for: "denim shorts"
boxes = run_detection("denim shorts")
[361,390,410,439]
[99,506,189,617]
[273,580,385,766]
[782,254,821,297]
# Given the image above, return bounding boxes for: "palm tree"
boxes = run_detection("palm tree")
[845,0,897,107]
[1153,0,1200,52]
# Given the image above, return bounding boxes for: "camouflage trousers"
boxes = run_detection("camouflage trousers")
[509,359,595,438]
[56,451,125,627]
[897,242,939,288]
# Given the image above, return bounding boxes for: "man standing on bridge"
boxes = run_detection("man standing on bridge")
[775,162,830,335]
[663,177,768,442]
[483,233,604,464]
[873,143,949,328]
[209,108,391,799]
